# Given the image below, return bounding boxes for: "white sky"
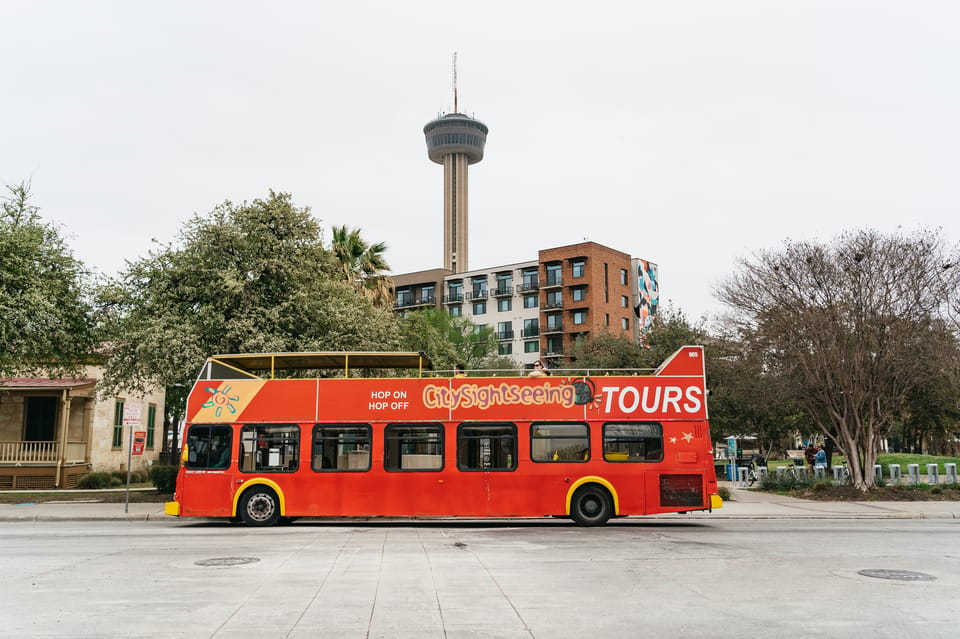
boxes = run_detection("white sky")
[3,1,958,321]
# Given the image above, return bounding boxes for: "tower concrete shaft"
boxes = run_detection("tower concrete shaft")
[424,113,488,274]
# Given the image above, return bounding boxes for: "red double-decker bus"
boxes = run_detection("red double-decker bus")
[165,346,722,526]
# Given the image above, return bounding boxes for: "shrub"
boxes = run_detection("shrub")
[150,465,179,494]
[78,472,122,489]
[718,486,732,501]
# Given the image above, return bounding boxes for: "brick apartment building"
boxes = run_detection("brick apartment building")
[391,241,657,370]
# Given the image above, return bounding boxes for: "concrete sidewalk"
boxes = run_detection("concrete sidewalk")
[0,486,958,522]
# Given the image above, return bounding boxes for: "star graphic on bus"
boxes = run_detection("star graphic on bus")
[202,385,240,418]
[670,436,677,444]
[682,432,694,443]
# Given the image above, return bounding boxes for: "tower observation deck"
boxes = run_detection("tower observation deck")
[423,112,488,273]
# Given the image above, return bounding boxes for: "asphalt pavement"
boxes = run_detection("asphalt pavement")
[1,482,958,522]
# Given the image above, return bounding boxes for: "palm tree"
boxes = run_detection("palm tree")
[331,225,393,307]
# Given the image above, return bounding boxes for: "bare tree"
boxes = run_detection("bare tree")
[716,229,960,490]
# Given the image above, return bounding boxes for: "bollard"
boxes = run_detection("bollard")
[888,464,902,484]
[926,464,940,485]
[757,467,768,482]
[814,465,826,480]
[832,465,846,485]
[908,463,920,485]
[776,466,788,480]
[945,463,958,484]
[873,464,883,483]
[791,465,806,480]
[737,466,749,485]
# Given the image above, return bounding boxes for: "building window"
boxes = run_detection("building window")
[622,317,629,330]
[547,314,562,331]
[546,290,562,309]
[603,422,663,462]
[572,286,586,303]
[471,277,487,299]
[530,422,589,462]
[621,295,629,308]
[572,259,586,278]
[112,401,124,448]
[620,268,628,285]
[497,321,513,340]
[522,269,539,290]
[524,341,539,353]
[473,301,486,315]
[384,424,443,471]
[496,272,512,296]
[146,404,156,449]
[498,342,513,355]
[396,287,412,307]
[523,318,539,337]
[498,298,512,312]
[449,304,462,317]
[573,310,586,325]
[546,263,562,286]
[457,424,517,471]
[605,313,610,327]
[523,294,538,308]
[447,281,463,302]
[420,284,435,304]
[546,336,563,354]
[312,424,372,471]
[239,424,300,472]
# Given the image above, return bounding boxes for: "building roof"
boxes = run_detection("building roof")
[0,378,97,391]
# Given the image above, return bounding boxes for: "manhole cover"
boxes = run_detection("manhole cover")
[858,569,935,581]
[194,557,261,567]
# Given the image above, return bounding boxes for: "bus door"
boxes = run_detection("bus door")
[181,424,235,517]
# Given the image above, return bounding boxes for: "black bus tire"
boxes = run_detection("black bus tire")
[570,485,613,526]
[238,486,281,527]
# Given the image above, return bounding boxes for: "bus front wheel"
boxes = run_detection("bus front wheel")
[238,486,281,527]
[570,485,612,526]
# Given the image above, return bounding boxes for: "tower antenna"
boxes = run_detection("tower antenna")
[452,51,458,113]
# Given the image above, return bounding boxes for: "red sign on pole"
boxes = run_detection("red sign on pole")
[132,431,147,455]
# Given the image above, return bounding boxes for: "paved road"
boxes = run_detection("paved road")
[1,490,958,638]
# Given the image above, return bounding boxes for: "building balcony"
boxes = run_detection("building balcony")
[395,296,435,309]
[496,330,514,341]
[443,293,464,304]
[466,291,488,301]
[543,323,564,334]
[521,327,540,338]
[542,276,562,289]
[517,283,539,294]
[544,300,563,310]
[492,286,513,298]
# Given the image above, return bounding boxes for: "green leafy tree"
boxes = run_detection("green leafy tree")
[96,191,400,420]
[0,182,96,377]
[331,225,393,308]
[716,228,960,491]
[399,308,496,372]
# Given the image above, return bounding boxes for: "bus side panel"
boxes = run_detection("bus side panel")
[179,470,235,517]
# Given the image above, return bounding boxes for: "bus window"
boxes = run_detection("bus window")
[385,424,443,471]
[239,424,300,472]
[457,423,517,471]
[530,422,589,462]
[603,422,663,462]
[312,424,372,471]
[185,424,232,470]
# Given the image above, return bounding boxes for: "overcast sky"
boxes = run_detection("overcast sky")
[3,1,958,321]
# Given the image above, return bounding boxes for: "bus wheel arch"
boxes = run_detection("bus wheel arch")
[569,483,614,527]
[237,484,282,527]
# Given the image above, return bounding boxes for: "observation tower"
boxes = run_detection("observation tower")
[423,55,488,273]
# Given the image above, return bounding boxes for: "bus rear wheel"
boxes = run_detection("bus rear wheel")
[239,486,280,527]
[570,485,612,526]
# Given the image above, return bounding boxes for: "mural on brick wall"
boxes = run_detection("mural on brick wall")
[634,259,659,334]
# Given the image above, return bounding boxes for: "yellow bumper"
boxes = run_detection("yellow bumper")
[710,494,724,509]
[164,501,181,516]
